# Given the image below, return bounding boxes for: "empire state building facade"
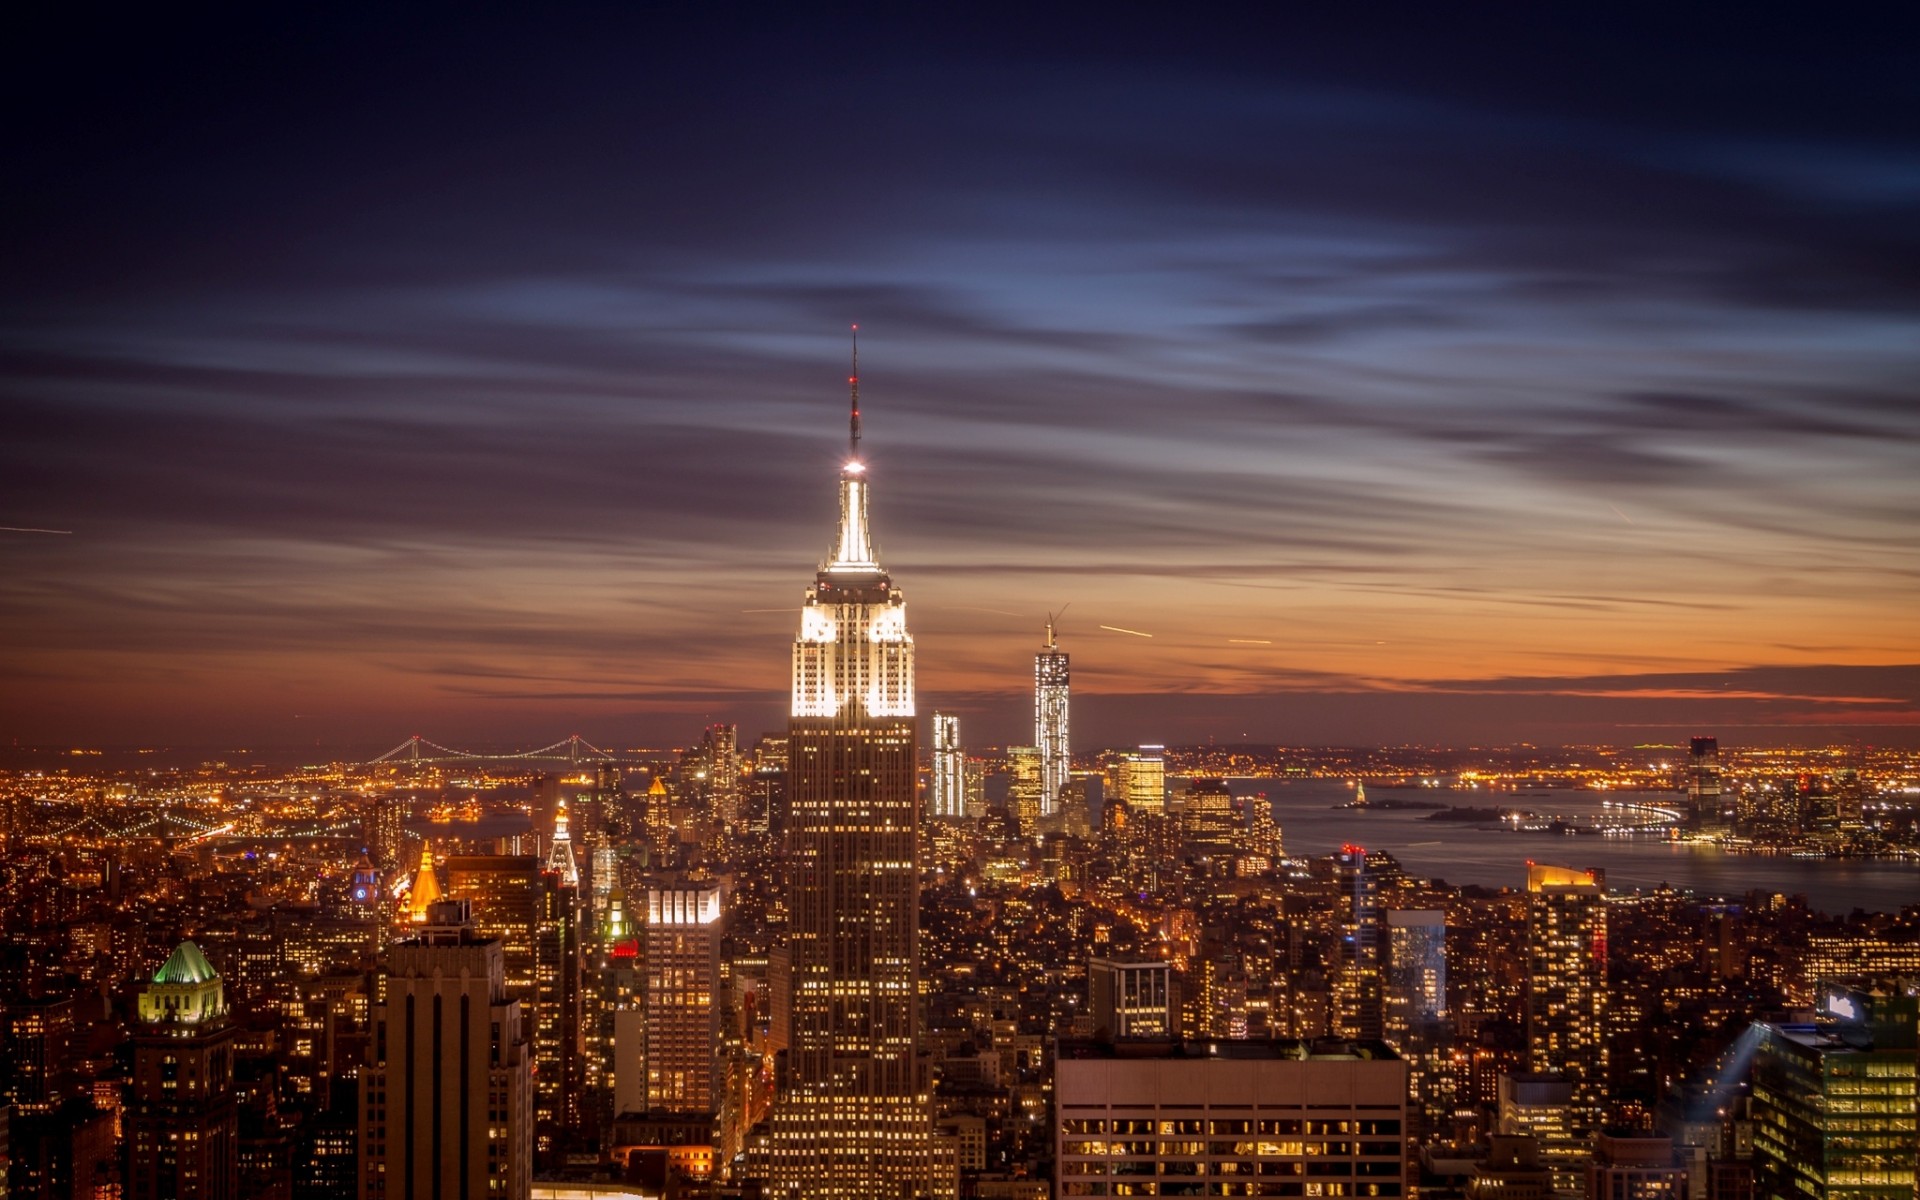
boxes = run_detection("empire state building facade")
[769,352,933,1198]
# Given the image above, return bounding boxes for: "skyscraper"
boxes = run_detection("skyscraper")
[1006,745,1044,839]
[1751,982,1918,1200]
[1105,745,1166,814]
[930,712,964,821]
[443,855,582,1161]
[769,343,932,1199]
[359,900,532,1200]
[1687,736,1724,835]
[1035,618,1069,820]
[129,941,239,1200]
[1526,863,1608,1138]
[1334,845,1385,1041]
[644,884,723,1114]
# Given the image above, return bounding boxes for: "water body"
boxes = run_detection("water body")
[1239,779,1917,916]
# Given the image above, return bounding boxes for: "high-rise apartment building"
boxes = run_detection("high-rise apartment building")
[1385,910,1446,1036]
[359,900,531,1200]
[931,712,965,821]
[366,792,407,875]
[769,352,932,1199]
[1335,845,1386,1041]
[644,884,723,1114]
[1525,864,1608,1138]
[1035,618,1069,819]
[128,941,239,1200]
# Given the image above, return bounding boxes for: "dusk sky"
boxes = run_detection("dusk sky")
[4,9,1917,751]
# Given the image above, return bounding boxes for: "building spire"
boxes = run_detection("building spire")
[827,327,879,573]
[547,796,579,889]
[849,323,861,461]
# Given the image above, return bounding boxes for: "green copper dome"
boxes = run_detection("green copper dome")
[153,940,218,985]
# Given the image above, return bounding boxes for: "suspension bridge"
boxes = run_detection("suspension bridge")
[367,733,622,766]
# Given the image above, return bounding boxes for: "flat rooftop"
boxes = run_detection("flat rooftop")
[1058,1038,1399,1062]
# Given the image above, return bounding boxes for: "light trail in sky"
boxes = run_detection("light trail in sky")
[1,525,72,534]
[1100,624,1154,638]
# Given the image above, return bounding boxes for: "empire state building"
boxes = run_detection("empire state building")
[769,342,933,1198]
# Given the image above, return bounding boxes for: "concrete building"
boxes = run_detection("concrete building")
[1055,1039,1408,1198]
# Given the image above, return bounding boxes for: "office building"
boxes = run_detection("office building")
[1035,618,1070,820]
[359,900,531,1200]
[128,941,239,1200]
[644,884,723,1114]
[1105,746,1167,814]
[1007,745,1044,838]
[1089,957,1174,1040]
[1056,1038,1408,1197]
[1179,777,1240,863]
[768,355,932,1199]
[1751,982,1917,1200]
[931,712,965,821]
[1526,863,1608,1138]
[1688,736,1725,835]
[443,854,582,1159]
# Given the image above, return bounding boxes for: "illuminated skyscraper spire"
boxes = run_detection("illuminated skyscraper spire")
[547,796,579,889]
[827,325,880,573]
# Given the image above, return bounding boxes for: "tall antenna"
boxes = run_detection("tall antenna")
[849,323,861,459]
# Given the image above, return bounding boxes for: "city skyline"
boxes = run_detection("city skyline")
[4,9,1919,749]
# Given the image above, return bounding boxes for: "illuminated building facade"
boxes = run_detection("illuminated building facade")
[1089,957,1174,1040]
[644,884,723,1114]
[768,359,931,1199]
[1335,845,1386,1041]
[1385,909,1451,1137]
[1688,736,1726,835]
[129,941,238,1200]
[359,900,531,1200]
[1105,746,1166,814]
[1525,864,1608,1138]
[931,712,964,821]
[1035,618,1070,820]
[1751,983,1918,1200]
[1007,745,1044,838]
[1055,1039,1408,1197]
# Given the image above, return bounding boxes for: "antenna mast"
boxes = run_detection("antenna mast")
[849,323,861,459]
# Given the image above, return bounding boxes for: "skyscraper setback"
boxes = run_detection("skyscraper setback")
[769,347,932,1198]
